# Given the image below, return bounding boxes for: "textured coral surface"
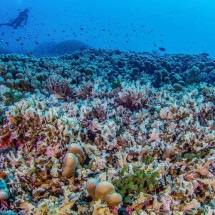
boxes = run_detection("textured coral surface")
[0,49,215,214]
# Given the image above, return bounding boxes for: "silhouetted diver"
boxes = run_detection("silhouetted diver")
[0,9,29,29]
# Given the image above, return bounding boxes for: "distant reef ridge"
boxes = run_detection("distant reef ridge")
[31,39,91,57]
[0,39,90,57]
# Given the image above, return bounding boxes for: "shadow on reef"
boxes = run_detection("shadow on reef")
[31,39,91,57]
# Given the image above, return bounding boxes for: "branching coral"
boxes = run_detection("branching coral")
[4,95,81,152]
[44,74,73,98]
[116,81,153,111]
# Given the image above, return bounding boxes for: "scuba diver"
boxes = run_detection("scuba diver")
[0,8,29,29]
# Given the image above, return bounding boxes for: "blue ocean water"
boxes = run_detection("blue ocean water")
[0,0,215,57]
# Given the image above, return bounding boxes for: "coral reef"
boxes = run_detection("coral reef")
[0,49,215,214]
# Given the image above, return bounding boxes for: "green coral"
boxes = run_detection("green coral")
[113,166,160,204]
[142,155,154,165]
[183,151,207,160]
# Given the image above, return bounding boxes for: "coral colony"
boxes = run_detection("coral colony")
[0,49,215,214]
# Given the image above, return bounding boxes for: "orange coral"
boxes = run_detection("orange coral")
[0,138,12,148]
[0,172,6,179]
[0,131,13,149]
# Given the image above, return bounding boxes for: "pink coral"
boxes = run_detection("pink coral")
[124,205,133,215]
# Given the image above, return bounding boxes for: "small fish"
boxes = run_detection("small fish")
[159,47,166,52]
[54,93,63,99]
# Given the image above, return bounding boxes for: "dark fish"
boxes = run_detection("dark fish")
[201,52,209,57]
[159,47,166,52]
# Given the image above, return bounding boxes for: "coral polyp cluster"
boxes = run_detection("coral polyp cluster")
[0,49,215,214]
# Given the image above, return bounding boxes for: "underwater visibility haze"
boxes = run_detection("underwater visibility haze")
[0,0,215,214]
[0,0,215,55]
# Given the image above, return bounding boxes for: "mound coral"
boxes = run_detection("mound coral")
[67,143,86,163]
[86,179,122,207]
[62,152,79,178]
[62,143,85,177]
[86,178,100,200]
